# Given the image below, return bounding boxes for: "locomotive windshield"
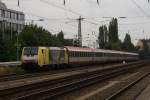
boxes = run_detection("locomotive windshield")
[24,47,38,55]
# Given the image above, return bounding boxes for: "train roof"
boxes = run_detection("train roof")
[65,46,93,52]
[65,46,138,55]
[94,49,138,55]
[49,47,64,50]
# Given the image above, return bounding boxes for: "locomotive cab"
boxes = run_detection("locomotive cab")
[21,47,49,67]
[22,47,38,65]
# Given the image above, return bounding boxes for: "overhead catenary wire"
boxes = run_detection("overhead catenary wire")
[40,0,82,16]
[131,0,150,18]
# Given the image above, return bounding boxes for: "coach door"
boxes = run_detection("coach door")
[42,49,46,65]
[59,50,65,64]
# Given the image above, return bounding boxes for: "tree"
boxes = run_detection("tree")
[57,31,65,45]
[108,18,118,43]
[122,33,135,52]
[98,25,108,49]
[98,26,104,48]
[19,24,53,47]
[103,25,108,44]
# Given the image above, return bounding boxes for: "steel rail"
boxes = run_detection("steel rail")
[105,72,150,100]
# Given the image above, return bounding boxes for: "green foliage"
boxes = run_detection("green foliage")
[0,39,17,61]
[19,24,53,46]
[108,18,118,43]
[122,33,135,52]
[98,25,108,49]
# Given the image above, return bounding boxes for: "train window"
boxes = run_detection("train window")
[24,47,38,55]
[70,52,72,57]
[76,52,78,57]
[75,52,77,57]
[73,52,75,57]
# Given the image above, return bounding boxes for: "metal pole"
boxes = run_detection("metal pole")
[17,30,19,61]
[77,16,84,47]
[2,21,4,40]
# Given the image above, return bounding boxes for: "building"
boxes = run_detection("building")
[136,39,150,51]
[0,0,25,40]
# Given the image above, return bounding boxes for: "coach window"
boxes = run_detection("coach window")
[75,52,77,57]
[71,52,73,57]
[74,52,76,57]
[72,52,74,57]
[69,52,72,57]
[78,52,80,57]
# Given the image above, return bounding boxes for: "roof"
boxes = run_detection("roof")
[0,0,24,14]
[0,0,7,9]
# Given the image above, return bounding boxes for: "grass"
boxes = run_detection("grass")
[0,66,25,75]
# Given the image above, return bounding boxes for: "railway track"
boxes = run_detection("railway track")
[105,69,150,100]
[0,62,138,82]
[0,61,146,100]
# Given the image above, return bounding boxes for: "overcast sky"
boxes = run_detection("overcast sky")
[2,0,150,47]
